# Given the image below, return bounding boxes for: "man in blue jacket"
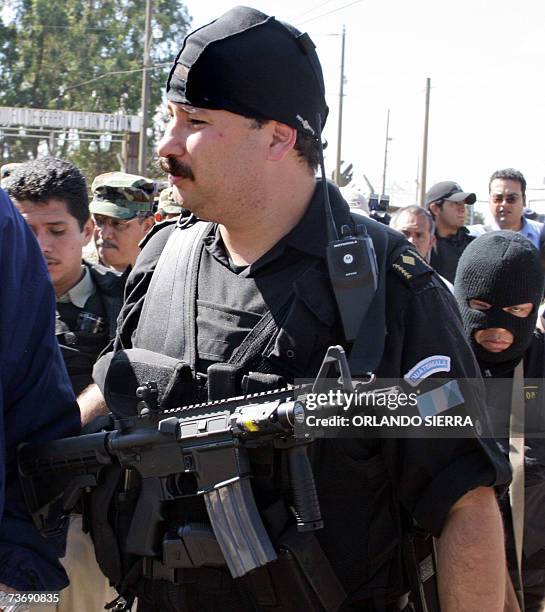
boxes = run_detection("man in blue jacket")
[0,189,80,594]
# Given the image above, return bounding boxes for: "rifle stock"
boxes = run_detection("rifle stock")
[18,432,111,536]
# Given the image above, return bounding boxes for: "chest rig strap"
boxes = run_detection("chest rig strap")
[135,210,400,380]
[135,220,211,367]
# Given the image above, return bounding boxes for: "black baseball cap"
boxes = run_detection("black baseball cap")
[166,6,329,137]
[425,181,476,208]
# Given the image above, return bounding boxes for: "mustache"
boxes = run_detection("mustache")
[96,240,117,249]
[159,157,195,181]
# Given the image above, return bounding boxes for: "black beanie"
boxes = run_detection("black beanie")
[166,6,328,136]
[454,231,544,365]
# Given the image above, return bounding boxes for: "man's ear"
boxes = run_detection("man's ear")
[429,202,439,217]
[267,122,297,162]
[142,215,155,235]
[82,217,95,247]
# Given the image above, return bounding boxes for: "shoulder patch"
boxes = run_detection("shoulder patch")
[404,355,451,387]
[391,248,434,287]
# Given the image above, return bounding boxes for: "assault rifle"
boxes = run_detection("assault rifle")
[18,345,361,580]
[19,345,440,612]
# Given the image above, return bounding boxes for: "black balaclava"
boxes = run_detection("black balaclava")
[454,231,544,366]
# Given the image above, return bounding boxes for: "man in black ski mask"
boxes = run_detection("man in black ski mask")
[455,231,545,611]
[455,230,543,371]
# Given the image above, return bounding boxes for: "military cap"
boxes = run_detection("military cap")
[158,186,183,215]
[0,163,22,188]
[90,172,155,220]
[166,6,328,136]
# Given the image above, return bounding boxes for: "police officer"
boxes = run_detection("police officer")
[454,231,545,611]
[81,7,510,610]
[7,157,127,397]
[90,172,156,272]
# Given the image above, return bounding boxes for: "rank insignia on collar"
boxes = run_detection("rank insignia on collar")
[391,248,434,288]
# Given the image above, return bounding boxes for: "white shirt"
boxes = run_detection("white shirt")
[56,266,95,307]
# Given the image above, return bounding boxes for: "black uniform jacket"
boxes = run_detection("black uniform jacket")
[430,226,474,283]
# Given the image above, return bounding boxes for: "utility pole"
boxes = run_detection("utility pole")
[418,77,431,206]
[334,25,346,185]
[138,0,153,176]
[381,108,391,195]
[415,156,420,201]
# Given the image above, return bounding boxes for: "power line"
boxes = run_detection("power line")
[295,0,364,26]
[50,63,170,103]
[3,20,123,31]
[32,25,116,31]
[288,0,343,23]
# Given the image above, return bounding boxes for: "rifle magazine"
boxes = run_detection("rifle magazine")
[204,476,277,578]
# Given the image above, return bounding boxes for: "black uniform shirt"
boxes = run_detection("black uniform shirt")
[196,225,321,371]
[430,226,474,283]
[105,182,510,598]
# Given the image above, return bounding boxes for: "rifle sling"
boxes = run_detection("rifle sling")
[509,360,526,611]
[89,464,126,586]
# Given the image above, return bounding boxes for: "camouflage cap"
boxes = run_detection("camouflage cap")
[158,186,183,215]
[90,172,155,220]
[1,163,22,188]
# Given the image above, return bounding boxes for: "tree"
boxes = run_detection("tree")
[0,0,191,181]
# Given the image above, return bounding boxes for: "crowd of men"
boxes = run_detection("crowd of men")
[1,5,545,612]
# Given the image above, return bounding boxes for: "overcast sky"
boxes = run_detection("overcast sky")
[183,0,545,212]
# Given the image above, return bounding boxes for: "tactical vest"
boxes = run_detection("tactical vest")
[57,292,110,396]
[57,263,125,396]
[134,207,407,379]
[90,208,431,611]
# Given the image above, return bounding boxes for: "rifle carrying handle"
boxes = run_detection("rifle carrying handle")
[288,445,323,531]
